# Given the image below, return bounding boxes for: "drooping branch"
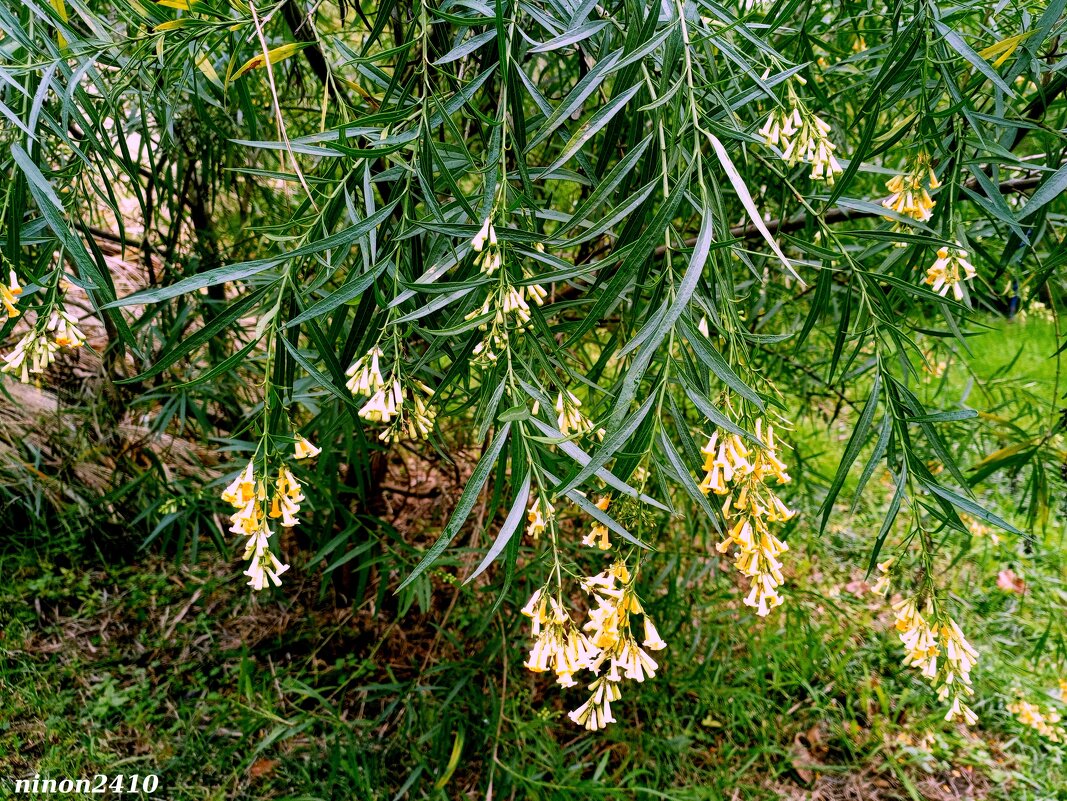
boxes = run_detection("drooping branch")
[727,175,1043,242]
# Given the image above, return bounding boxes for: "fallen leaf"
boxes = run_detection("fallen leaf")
[249,758,278,779]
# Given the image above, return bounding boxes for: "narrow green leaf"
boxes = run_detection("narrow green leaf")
[658,429,718,523]
[529,21,609,53]
[542,83,642,175]
[465,470,530,584]
[541,468,650,550]
[680,375,751,441]
[935,21,1015,96]
[397,423,512,590]
[919,479,1022,536]
[705,131,801,283]
[680,318,763,410]
[1016,161,1067,221]
[117,287,268,384]
[287,260,388,327]
[434,29,496,65]
[818,373,881,532]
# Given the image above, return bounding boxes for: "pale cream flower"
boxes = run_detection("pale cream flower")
[345,347,386,396]
[526,497,554,539]
[568,676,621,731]
[471,217,493,252]
[1008,697,1065,741]
[762,103,843,184]
[293,435,321,460]
[642,616,667,651]
[556,390,591,436]
[47,309,86,348]
[700,419,794,616]
[1,330,59,382]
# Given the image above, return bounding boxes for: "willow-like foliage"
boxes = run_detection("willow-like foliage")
[1,0,1065,727]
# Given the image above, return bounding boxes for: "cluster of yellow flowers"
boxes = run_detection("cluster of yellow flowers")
[345,346,436,442]
[924,244,976,300]
[0,271,93,384]
[1,269,21,318]
[1007,696,1066,742]
[2,305,86,383]
[521,558,667,731]
[892,597,980,725]
[581,497,612,550]
[699,419,795,616]
[882,153,939,225]
[759,91,843,184]
[221,435,320,590]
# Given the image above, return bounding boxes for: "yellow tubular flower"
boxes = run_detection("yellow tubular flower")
[871,556,894,596]
[581,497,612,550]
[293,435,321,460]
[1,270,22,318]
[221,460,257,507]
[525,497,553,540]
[642,616,667,651]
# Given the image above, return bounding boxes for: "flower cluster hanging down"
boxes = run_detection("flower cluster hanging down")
[521,558,667,731]
[759,79,843,184]
[464,219,547,364]
[924,244,976,300]
[1007,695,1066,742]
[472,216,501,275]
[221,435,320,590]
[882,152,939,228]
[700,419,795,616]
[556,390,591,436]
[345,345,436,442]
[892,597,980,725]
[2,304,86,383]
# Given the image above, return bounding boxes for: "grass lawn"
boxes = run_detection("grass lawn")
[1,314,1065,800]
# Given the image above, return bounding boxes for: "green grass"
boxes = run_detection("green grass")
[2,315,1066,800]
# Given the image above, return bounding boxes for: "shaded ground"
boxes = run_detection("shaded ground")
[0,537,1057,800]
